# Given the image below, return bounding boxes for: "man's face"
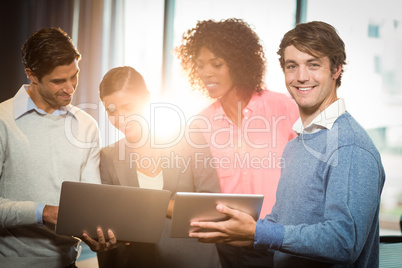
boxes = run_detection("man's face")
[196,46,236,99]
[28,60,79,113]
[283,45,341,123]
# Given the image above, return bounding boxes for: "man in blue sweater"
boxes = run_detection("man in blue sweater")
[189,21,385,267]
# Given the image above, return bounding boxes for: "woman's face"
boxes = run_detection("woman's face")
[195,46,236,99]
[102,87,149,140]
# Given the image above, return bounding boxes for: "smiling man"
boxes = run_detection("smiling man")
[189,21,386,267]
[0,28,101,267]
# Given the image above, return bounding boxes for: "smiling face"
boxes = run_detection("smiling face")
[26,60,79,113]
[283,45,342,124]
[195,46,236,100]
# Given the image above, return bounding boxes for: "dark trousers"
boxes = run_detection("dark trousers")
[216,244,274,268]
[97,242,156,268]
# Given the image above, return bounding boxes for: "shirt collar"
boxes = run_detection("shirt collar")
[293,98,346,135]
[13,84,74,120]
[244,91,259,114]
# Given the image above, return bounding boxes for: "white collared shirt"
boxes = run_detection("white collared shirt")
[137,170,164,190]
[293,98,346,135]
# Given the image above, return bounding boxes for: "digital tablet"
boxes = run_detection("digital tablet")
[170,192,264,238]
[56,181,171,243]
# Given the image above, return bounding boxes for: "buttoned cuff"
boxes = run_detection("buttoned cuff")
[36,203,46,225]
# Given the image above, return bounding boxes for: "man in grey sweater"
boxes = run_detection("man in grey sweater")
[189,21,385,267]
[0,28,101,267]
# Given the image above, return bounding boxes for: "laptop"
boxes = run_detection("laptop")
[170,192,264,238]
[56,181,171,243]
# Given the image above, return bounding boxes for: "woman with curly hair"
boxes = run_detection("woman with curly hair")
[175,18,299,267]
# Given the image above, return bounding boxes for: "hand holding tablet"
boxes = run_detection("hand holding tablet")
[169,192,264,238]
[189,203,258,247]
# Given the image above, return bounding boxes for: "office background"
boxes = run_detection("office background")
[1,0,401,264]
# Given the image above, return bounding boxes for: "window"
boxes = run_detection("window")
[374,55,381,74]
[307,0,402,231]
[123,0,165,95]
[369,23,380,38]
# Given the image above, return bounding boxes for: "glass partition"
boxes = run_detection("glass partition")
[307,0,402,232]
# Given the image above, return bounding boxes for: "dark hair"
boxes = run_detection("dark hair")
[21,28,81,81]
[99,66,149,100]
[278,21,347,88]
[175,18,266,99]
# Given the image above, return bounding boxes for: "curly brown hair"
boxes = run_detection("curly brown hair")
[175,18,266,99]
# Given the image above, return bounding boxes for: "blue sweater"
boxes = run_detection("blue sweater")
[254,112,385,267]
